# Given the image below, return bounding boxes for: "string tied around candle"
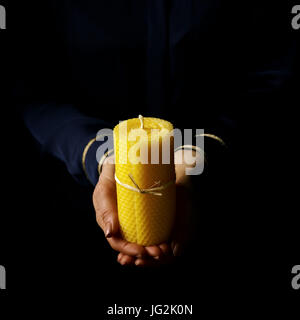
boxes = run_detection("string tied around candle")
[115,173,174,196]
[195,133,226,146]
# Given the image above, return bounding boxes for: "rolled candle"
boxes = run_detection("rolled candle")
[114,116,176,246]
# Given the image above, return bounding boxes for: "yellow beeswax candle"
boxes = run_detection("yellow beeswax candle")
[114,116,176,246]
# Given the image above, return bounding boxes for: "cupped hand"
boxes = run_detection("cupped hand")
[93,156,176,266]
[93,150,197,267]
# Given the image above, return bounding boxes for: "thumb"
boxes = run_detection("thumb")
[95,185,119,238]
[94,165,119,238]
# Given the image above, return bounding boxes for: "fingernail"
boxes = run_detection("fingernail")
[119,259,126,266]
[135,260,143,266]
[105,223,112,238]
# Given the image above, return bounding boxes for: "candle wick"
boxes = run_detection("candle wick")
[139,115,144,129]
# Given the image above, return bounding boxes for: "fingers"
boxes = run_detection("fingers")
[117,253,135,266]
[117,254,162,267]
[117,244,175,267]
[135,254,174,267]
[95,186,119,237]
[135,258,151,267]
[159,243,172,255]
[134,243,174,266]
[93,160,119,237]
[145,245,163,258]
[107,236,147,257]
[95,155,181,263]
[135,257,162,267]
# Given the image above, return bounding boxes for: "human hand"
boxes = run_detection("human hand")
[93,149,201,267]
[93,156,174,266]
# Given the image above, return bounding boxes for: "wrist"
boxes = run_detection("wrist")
[82,138,104,185]
[98,150,114,176]
[175,146,205,179]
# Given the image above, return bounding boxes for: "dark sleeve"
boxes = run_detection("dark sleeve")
[21,103,110,186]
[13,2,110,186]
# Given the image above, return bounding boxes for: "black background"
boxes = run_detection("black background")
[1,0,299,316]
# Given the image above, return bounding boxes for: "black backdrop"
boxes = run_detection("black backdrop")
[1,0,299,316]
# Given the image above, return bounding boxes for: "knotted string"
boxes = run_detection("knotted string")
[115,174,174,196]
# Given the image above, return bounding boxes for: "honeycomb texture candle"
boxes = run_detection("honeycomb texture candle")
[114,116,176,246]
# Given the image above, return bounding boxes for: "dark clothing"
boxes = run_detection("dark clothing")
[14,1,298,185]
[8,2,299,306]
